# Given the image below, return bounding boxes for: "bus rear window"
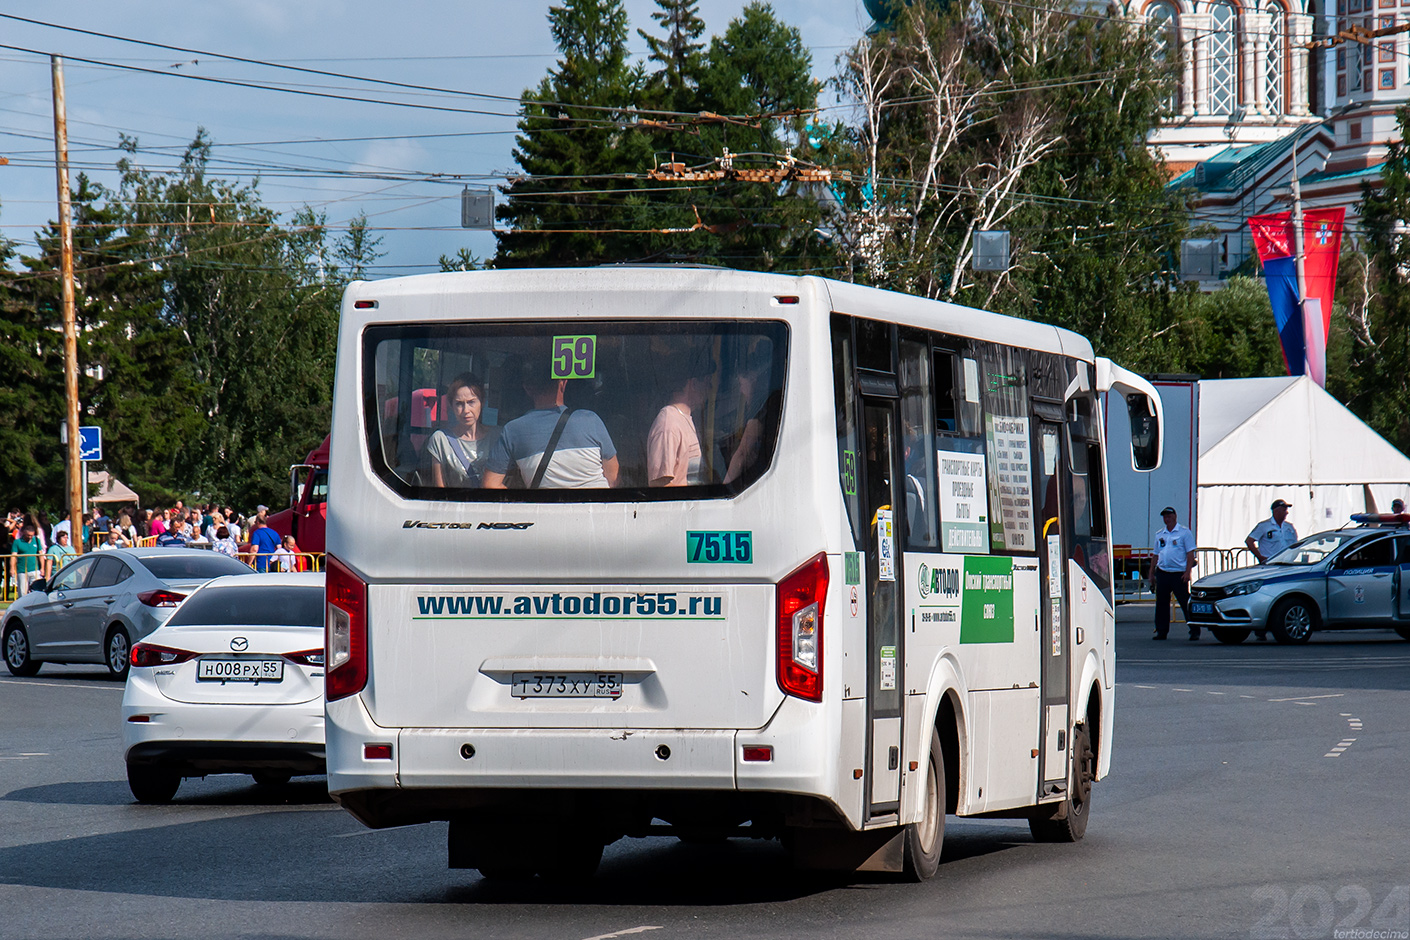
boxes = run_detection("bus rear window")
[363,320,788,501]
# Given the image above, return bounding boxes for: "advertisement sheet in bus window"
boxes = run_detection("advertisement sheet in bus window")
[985,415,1034,551]
[877,508,896,581]
[936,444,989,554]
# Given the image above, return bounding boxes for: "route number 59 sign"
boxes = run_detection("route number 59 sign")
[551,335,597,379]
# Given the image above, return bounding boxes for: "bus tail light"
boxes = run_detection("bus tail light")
[777,553,828,702]
[325,555,368,702]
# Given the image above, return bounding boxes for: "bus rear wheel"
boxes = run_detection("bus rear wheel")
[1029,723,1093,843]
[902,727,946,881]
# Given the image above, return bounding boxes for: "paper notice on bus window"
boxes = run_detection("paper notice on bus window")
[880,645,897,690]
[937,445,989,554]
[985,414,1034,552]
[1047,534,1063,599]
[877,509,895,582]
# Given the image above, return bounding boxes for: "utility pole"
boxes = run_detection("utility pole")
[52,55,84,554]
[1289,133,1308,306]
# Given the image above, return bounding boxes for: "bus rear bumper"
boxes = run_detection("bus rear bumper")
[327,694,849,829]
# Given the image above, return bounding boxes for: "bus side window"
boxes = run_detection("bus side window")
[932,350,957,432]
[899,338,938,549]
[1066,396,1111,594]
[832,317,866,548]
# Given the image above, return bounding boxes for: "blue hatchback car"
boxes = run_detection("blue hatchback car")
[1189,520,1410,644]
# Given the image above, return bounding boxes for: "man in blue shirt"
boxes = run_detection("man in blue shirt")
[250,514,283,572]
[1148,507,1197,641]
[482,368,618,490]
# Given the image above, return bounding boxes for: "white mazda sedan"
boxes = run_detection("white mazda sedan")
[121,571,326,804]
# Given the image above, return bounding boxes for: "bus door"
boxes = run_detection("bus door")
[1033,414,1070,799]
[861,393,904,817]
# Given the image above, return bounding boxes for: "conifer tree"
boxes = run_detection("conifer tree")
[495,0,651,266]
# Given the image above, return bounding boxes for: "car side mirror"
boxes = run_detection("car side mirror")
[28,579,48,594]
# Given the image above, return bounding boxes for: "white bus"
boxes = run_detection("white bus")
[323,267,1163,880]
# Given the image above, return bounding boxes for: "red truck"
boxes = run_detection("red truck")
[266,388,441,554]
[267,434,330,554]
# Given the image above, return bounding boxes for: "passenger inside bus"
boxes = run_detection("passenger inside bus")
[722,349,781,486]
[646,353,714,486]
[425,373,500,488]
[482,364,619,490]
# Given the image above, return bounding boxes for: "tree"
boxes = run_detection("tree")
[826,0,1187,363]
[109,131,342,507]
[20,175,205,506]
[495,0,826,271]
[638,0,706,101]
[494,0,652,266]
[1353,105,1410,453]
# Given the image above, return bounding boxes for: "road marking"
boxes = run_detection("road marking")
[1240,694,1255,698]
[1267,693,1344,702]
[1172,688,1193,692]
[580,928,663,940]
[1325,716,1362,758]
[18,752,48,756]
[1206,691,1225,695]
[0,679,123,691]
[1133,684,1157,689]
[332,824,418,839]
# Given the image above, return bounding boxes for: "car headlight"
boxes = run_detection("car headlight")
[1225,581,1263,596]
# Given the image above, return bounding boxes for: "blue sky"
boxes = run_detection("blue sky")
[0,1,869,275]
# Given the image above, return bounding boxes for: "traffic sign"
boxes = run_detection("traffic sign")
[78,426,101,462]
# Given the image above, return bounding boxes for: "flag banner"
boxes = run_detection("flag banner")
[1301,297,1327,386]
[1302,207,1345,359]
[1248,212,1303,375]
[1247,208,1344,382]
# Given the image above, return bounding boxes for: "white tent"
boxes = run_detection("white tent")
[1196,376,1410,549]
[88,470,141,506]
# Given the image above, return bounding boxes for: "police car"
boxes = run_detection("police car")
[1188,514,1410,644]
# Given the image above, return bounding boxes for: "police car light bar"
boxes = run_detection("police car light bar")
[1349,513,1410,525]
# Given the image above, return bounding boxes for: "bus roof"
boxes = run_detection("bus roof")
[343,267,1094,362]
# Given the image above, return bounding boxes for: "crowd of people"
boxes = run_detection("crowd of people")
[2,500,312,596]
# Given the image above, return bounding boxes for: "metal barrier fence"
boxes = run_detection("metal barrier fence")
[0,550,328,603]
[1114,545,1260,602]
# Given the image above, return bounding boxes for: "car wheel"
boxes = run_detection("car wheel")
[252,771,293,787]
[902,727,946,881]
[3,622,41,677]
[127,763,180,804]
[104,626,132,680]
[1270,598,1317,644]
[1396,626,1410,641]
[1211,627,1251,645]
[1029,723,1094,843]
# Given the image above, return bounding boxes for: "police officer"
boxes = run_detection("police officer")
[1245,498,1298,641]
[1149,506,1197,640]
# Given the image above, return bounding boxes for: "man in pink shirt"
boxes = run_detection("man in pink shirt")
[646,357,713,486]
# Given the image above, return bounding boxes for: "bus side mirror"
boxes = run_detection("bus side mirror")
[1126,393,1160,471]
